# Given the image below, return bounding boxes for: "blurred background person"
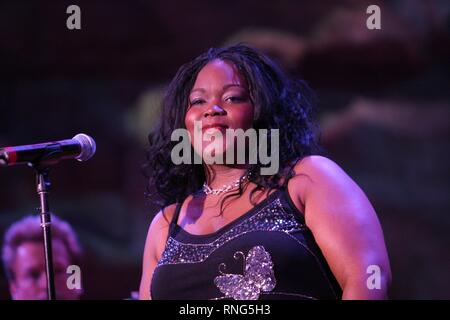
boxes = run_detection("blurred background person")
[2,214,83,300]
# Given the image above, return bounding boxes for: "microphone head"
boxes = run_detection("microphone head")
[73,134,96,162]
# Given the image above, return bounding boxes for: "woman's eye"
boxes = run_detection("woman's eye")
[226,96,246,103]
[190,99,205,106]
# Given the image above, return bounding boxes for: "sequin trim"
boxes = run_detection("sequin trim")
[157,197,306,267]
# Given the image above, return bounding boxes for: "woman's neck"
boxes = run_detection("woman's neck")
[204,164,249,189]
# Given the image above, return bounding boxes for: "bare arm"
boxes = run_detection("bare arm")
[290,156,392,299]
[139,205,176,300]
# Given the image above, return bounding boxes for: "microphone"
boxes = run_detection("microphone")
[0,133,96,167]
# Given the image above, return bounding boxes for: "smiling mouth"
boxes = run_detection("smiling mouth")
[202,125,229,133]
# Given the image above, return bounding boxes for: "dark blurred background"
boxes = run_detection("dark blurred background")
[0,0,449,299]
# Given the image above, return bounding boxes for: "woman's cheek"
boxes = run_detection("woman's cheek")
[229,107,254,130]
[184,109,197,131]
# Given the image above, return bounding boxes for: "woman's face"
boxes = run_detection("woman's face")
[185,59,254,163]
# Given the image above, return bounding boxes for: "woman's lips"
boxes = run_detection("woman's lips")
[202,124,229,133]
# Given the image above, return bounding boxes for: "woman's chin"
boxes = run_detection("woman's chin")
[195,142,237,165]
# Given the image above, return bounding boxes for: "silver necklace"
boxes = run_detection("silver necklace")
[202,172,251,195]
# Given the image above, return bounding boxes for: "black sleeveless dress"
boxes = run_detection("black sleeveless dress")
[151,187,342,300]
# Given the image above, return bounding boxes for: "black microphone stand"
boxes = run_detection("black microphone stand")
[30,150,64,301]
[34,167,56,300]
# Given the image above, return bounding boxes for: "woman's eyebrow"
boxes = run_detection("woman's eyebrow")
[190,84,245,95]
[190,88,206,94]
[223,84,244,90]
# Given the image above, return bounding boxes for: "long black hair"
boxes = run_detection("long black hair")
[143,44,324,212]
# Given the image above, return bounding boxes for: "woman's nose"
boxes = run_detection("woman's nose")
[204,104,226,117]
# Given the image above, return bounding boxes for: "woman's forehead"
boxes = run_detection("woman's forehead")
[193,59,247,90]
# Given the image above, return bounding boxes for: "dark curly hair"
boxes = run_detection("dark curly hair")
[143,44,325,213]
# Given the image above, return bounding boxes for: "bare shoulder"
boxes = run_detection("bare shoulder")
[151,203,178,231]
[287,156,341,204]
[146,203,178,260]
[293,155,348,180]
[139,203,178,300]
[289,155,370,220]
[292,155,360,194]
